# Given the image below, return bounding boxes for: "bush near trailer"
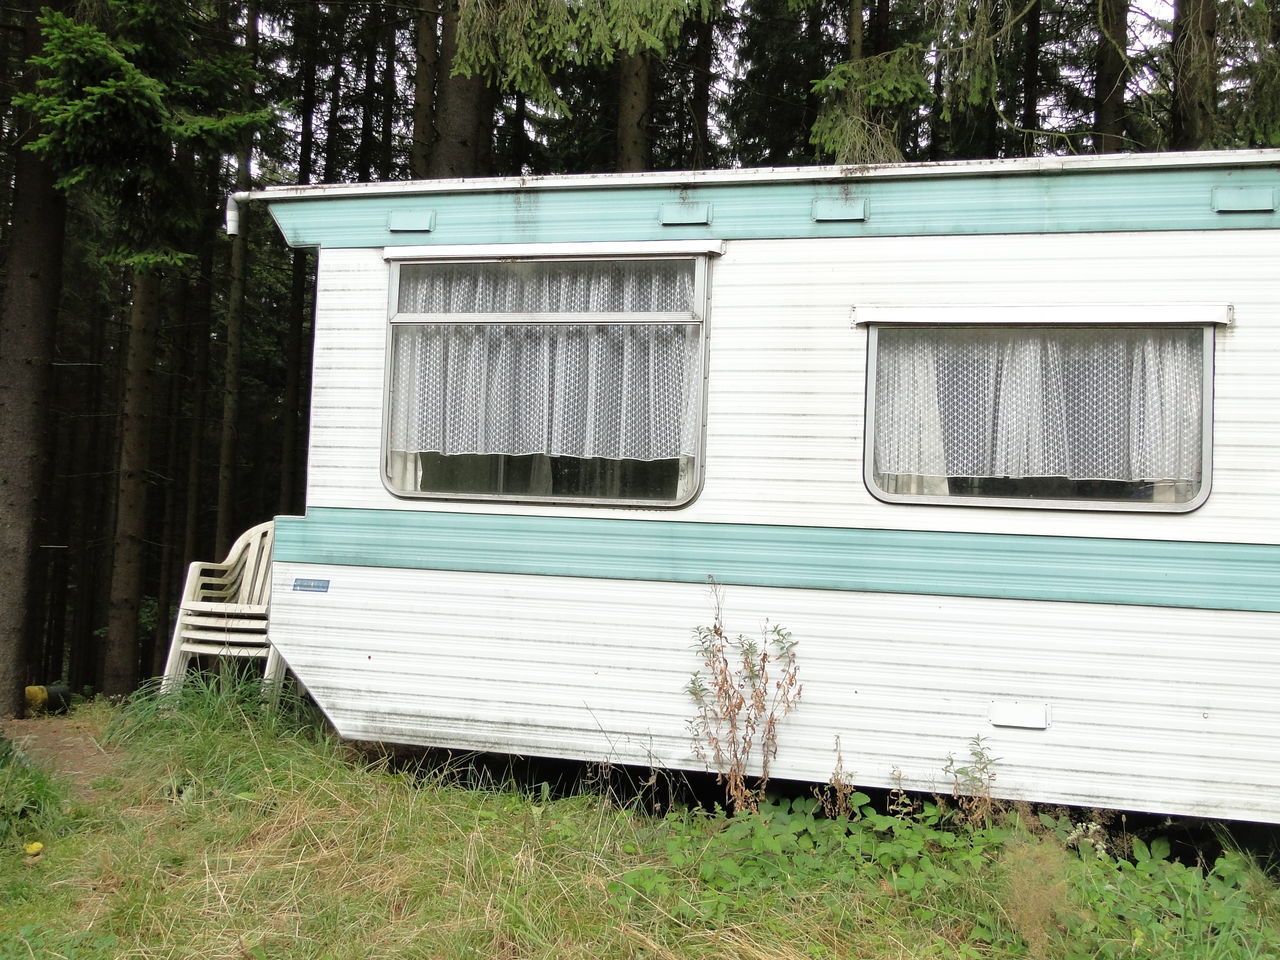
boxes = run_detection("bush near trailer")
[685,583,802,813]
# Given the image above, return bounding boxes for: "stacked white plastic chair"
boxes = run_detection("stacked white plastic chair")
[161,521,284,693]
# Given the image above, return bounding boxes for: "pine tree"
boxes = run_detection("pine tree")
[18,0,269,694]
[0,1,69,714]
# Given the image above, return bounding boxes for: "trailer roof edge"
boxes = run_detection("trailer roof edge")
[234,149,1280,205]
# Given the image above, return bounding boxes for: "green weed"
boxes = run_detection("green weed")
[610,795,1280,959]
[943,735,1001,826]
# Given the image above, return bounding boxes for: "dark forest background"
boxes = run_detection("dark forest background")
[1,0,1277,710]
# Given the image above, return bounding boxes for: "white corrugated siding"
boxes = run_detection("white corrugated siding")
[305,230,1280,544]
[271,562,1280,822]
[285,228,1280,822]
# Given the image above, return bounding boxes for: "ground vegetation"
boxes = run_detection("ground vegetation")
[2,685,1277,958]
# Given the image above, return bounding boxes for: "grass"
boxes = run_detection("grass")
[2,678,1279,959]
[0,732,71,843]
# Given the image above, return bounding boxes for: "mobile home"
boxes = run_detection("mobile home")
[240,150,1280,822]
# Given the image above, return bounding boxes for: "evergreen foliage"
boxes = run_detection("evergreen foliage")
[455,0,712,109]
[19,2,269,266]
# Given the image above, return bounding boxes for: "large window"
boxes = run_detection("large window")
[865,322,1214,511]
[385,257,706,504]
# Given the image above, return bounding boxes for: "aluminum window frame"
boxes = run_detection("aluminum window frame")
[381,252,712,508]
[862,319,1218,514]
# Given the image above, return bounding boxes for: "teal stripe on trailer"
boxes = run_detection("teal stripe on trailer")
[267,167,1280,249]
[274,508,1280,613]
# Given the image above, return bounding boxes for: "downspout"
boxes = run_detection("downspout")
[225,191,252,235]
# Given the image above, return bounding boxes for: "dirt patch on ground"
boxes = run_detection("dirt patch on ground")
[1,714,122,799]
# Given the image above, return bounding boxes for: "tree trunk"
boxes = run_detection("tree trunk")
[848,0,863,59]
[321,3,348,182]
[411,0,440,177]
[1020,0,1041,155]
[869,0,889,56]
[279,3,318,515]
[39,538,67,683]
[0,8,15,256]
[1095,0,1129,152]
[35,357,74,683]
[68,268,113,695]
[294,3,318,184]
[102,269,163,697]
[215,3,257,555]
[183,189,217,572]
[1170,0,1217,150]
[508,91,530,174]
[0,6,69,715]
[279,180,313,518]
[151,279,190,679]
[801,4,824,158]
[355,7,378,183]
[215,191,248,556]
[279,250,311,518]
[473,78,498,176]
[616,51,651,172]
[430,0,486,178]
[380,17,397,178]
[690,14,715,169]
[928,28,945,159]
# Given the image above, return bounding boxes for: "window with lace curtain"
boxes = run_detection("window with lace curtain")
[384,257,706,504]
[865,323,1214,511]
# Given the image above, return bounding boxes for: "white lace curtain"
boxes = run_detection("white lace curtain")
[398,259,695,315]
[389,323,701,461]
[390,259,701,462]
[873,326,1204,482]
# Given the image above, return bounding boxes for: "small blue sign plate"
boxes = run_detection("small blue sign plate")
[292,578,331,593]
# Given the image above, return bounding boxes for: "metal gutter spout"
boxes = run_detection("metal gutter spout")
[225,191,253,235]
